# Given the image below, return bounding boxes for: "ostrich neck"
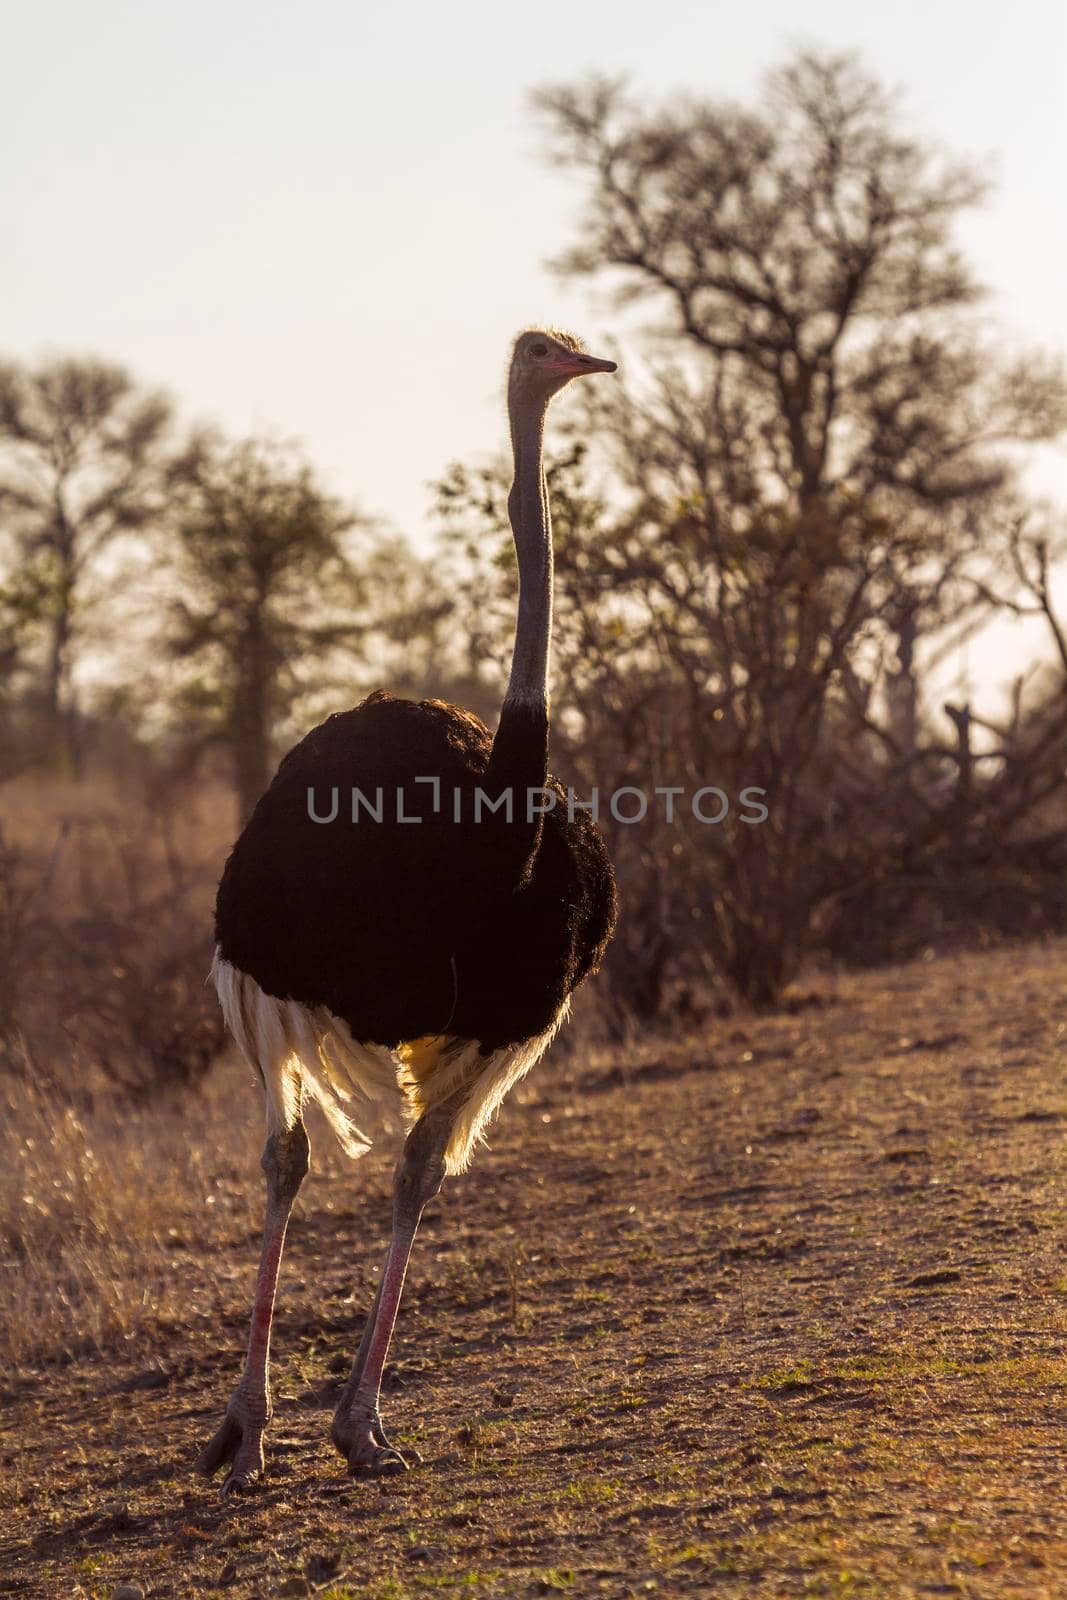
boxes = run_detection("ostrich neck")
[502,398,552,711]
[483,390,552,876]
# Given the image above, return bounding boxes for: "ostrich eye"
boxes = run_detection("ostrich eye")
[530,342,548,358]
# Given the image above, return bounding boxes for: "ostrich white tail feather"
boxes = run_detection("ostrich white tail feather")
[211,950,569,1176]
[211,950,402,1157]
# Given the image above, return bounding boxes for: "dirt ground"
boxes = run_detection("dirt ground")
[2,939,1066,1599]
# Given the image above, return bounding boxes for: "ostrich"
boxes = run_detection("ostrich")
[199,329,619,1492]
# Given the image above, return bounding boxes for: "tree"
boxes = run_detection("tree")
[529,52,1067,1003]
[0,357,173,770]
[535,53,1064,515]
[435,52,1067,1012]
[165,436,373,820]
[0,560,52,772]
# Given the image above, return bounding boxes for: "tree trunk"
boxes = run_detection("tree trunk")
[231,614,272,822]
[43,595,80,777]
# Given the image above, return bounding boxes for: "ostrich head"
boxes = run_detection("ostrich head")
[508,328,616,411]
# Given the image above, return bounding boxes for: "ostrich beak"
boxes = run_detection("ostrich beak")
[577,352,617,374]
[549,351,618,378]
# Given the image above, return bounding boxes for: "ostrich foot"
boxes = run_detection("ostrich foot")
[198,1396,271,1495]
[331,1407,419,1476]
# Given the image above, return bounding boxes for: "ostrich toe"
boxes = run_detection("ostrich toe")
[331,1409,418,1476]
[199,1402,269,1495]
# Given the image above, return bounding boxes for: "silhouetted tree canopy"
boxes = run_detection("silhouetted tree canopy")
[164,436,368,820]
[534,52,1065,514]
[0,356,174,770]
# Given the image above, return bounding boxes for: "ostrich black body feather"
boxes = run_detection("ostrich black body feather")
[215,691,618,1052]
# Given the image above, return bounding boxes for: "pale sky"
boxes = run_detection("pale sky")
[4,0,1066,713]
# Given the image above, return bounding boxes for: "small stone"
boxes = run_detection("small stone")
[113,1586,145,1600]
[305,1551,342,1583]
[119,1366,171,1392]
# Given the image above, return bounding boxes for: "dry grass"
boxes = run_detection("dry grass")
[0,773,246,1370]
[0,773,231,1099]
[0,1058,263,1369]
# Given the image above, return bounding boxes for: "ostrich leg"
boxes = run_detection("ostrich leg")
[199,1120,310,1493]
[332,1103,454,1474]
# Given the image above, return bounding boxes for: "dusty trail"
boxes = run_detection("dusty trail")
[2,941,1066,1598]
